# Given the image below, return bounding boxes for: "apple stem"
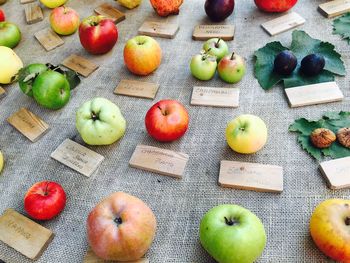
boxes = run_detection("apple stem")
[224,217,237,226]
[215,38,221,48]
[157,106,167,116]
[63,5,67,14]
[114,217,122,226]
[44,182,50,196]
[91,111,99,121]
[230,52,235,60]
[345,217,350,226]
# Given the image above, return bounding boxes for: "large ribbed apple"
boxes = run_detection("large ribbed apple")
[124,35,162,76]
[254,0,297,12]
[87,192,157,261]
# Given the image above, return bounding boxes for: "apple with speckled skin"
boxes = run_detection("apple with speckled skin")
[218,52,246,84]
[50,6,80,35]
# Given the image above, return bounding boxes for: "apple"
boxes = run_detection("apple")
[203,38,229,62]
[32,70,70,110]
[200,204,266,263]
[190,52,217,81]
[226,114,268,154]
[87,192,157,261]
[0,46,23,84]
[124,35,162,76]
[0,150,4,173]
[145,99,189,142]
[24,181,66,220]
[79,16,118,55]
[39,0,68,8]
[0,22,21,48]
[218,52,246,84]
[205,0,234,22]
[0,1,6,5]
[254,0,297,12]
[0,9,5,22]
[18,63,48,97]
[310,199,350,261]
[117,0,142,9]
[50,6,80,35]
[76,97,126,145]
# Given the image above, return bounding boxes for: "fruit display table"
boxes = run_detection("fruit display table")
[0,0,349,262]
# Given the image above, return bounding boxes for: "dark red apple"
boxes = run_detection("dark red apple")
[254,0,298,12]
[79,15,118,55]
[0,9,5,22]
[205,0,234,22]
[24,181,66,220]
[145,100,189,142]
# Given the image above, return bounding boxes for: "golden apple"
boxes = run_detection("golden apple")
[310,199,350,261]
[39,0,68,8]
[0,151,4,173]
[0,46,23,84]
[225,114,267,154]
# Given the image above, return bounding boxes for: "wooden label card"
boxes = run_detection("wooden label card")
[285,82,343,108]
[0,209,54,260]
[62,54,99,77]
[129,145,189,179]
[219,160,283,193]
[84,248,149,263]
[114,79,159,99]
[20,0,35,4]
[24,3,44,24]
[7,108,49,142]
[261,12,305,36]
[192,25,235,40]
[319,0,350,18]
[34,28,64,51]
[191,86,239,108]
[94,3,125,23]
[319,156,350,189]
[0,86,5,99]
[51,139,104,177]
[138,21,179,39]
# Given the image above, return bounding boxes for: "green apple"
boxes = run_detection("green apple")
[0,22,21,48]
[0,150,4,173]
[32,70,70,110]
[226,114,267,154]
[203,38,229,62]
[190,52,217,81]
[39,0,68,8]
[76,98,126,145]
[218,52,246,84]
[200,204,266,263]
[19,63,48,97]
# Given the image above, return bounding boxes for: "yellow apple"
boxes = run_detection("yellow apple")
[0,151,4,173]
[39,0,68,8]
[0,46,23,84]
[310,199,350,261]
[225,114,267,154]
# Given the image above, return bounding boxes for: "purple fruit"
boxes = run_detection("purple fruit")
[273,50,297,75]
[300,54,325,77]
[205,0,234,22]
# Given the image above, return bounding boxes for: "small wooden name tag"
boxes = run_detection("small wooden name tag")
[20,0,35,4]
[62,54,98,77]
[51,139,104,177]
[138,21,179,39]
[84,248,149,263]
[129,145,189,179]
[7,108,49,142]
[24,3,44,24]
[320,156,350,189]
[285,82,343,108]
[261,12,305,36]
[191,86,239,108]
[319,0,350,18]
[192,25,235,41]
[95,3,125,24]
[35,28,64,51]
[0,86,6,99]
[219,161,283,193]
[114,79,159,99]
[0,209,54,260]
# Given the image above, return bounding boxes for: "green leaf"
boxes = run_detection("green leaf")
[333,12,350,44]
[254,30,345,89]
[289,112,350,160]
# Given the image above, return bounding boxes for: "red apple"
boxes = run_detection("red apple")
[50,6,80,35]
[24,181,66,220]
[123,35,162,76]
[79,15,118,55]
[87,192,157,261]
[0,9,5,22]
[254,0,297,12]
[145,99,189,142]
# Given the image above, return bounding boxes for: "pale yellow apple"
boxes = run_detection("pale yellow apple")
[39,0,68,8]
[117,0,142,9]
[226,114,267,154]
[0,151,4,173]
[0,46,23,84]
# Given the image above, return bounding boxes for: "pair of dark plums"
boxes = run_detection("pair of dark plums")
[274,50,326,76]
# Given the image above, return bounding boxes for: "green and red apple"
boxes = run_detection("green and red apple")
[203,38,229,62]
[190,52,217,81]
[200,204,266,263]
[76,97,126,145]
[226,114,268,154]
[0,21,21,48]
[218,52,246,84]
[39,0,68,8]
[0,46,23,84]
[50,6,80,35]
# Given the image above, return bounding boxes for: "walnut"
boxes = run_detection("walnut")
[310,128,336,148]
[337,128,350,148]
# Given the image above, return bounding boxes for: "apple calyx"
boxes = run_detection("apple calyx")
[224,216,238,226]
[200,49,216,62]
[345,217,350,226]
[91,111,99,121]
[157,106,168,116]
[114,217,122,226]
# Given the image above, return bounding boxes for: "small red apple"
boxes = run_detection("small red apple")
[145,99,189,142]
[0,9,5,22]
[254,0,297,12]
[79,15,118,55]
[50,6,80,35]
[24,181,66,220]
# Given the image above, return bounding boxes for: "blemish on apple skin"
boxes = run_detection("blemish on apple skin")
[345,204,349,207]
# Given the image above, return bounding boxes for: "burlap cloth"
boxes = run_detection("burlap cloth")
[0,0,349,262]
